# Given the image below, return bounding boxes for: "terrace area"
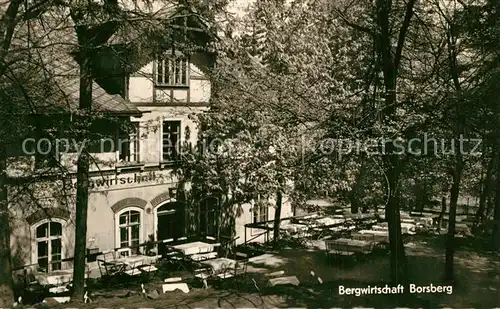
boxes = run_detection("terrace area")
[12,208,499,308]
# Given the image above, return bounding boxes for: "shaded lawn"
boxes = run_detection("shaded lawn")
[246,235,500,307]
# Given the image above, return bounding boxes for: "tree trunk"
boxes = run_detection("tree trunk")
[338,0,415,293]
[71,34,93,303]
[492,161,500,250]
[444,158,463,281]
[349,164,365,213]
[486,193,495,220]
[443,13,466,282]
[349,192,359,214]
[0,145,14,308]
[273,189,282,246]
[0,1,28,305]
[374,0,416,287]
[384,156,408,286]
[437,190,447,231]
[414,180,425,213]
[475,154,496,232]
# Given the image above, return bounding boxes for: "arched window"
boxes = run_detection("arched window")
[118,210,141,251]
[157,202,178,214]
[34,221,63,272]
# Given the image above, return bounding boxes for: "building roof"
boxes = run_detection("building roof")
[106,3,216,73]
[49,54,141,115]
[8,10,141,116]
[7,1,218,117]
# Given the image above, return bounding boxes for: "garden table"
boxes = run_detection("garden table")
[358,229,389,242]
[106,254,160,276]
[316,217,345,226]
[35,270,74,286]
[359,229,388,235]
[201,257,237,274]
[352,232,376,242]
[455,223,471,235]
[401,218,416,224]
[401,223,416,235]
[269,276,300,286]
[173,241,215,256]
[281,223,308,233]
[326,238,373,254]
[108,254,160,267]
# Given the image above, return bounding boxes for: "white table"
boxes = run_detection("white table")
[201,257,236,274]
[328,226,348,232]
[401,218,416,224]
[162,283,190,293]
[400,212,411,219]
[316,217,345,226]
[359,229,388,235]
[269,276,300,287]
[332,238,371,246]
[358,229,389,242]
[352,233,378,241]
[109,254,159,267]
[35,270,76,286]
[455,224,471,234]
[401,223,416,234]
[173,241,215,256]
[326,238,373,254]
[106,254,160,276]
[417,217,434,226]
[281,223,308,233]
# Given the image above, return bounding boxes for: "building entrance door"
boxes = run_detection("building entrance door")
[157,202,184,253]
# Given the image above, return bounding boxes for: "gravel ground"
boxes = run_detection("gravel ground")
[44,235,500,308]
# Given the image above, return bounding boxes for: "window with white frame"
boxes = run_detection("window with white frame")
[156,56,189,86]
[253,202,269,224]
[119,122,140,162]
[34,221,63,272]
[162,121,181,162]
[118,210,141,254]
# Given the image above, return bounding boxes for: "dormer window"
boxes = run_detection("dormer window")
[156,56,189,87]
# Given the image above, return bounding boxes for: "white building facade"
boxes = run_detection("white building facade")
[7,17,292,273]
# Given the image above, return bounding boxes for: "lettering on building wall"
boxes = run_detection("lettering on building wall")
[72,172,173,189]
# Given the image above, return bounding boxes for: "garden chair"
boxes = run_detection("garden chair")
[194,265,212,279]
[158,238,174,257]
[97,259,126,286]
[232,252,251,290]
[216,252,250,290]
[163,248,191,271]
[139,263,159,282]
[123,261,142,277]
[102,250,115,261]
[193,265,213,289]
[116,248,131,258]
[234,252,249,275]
